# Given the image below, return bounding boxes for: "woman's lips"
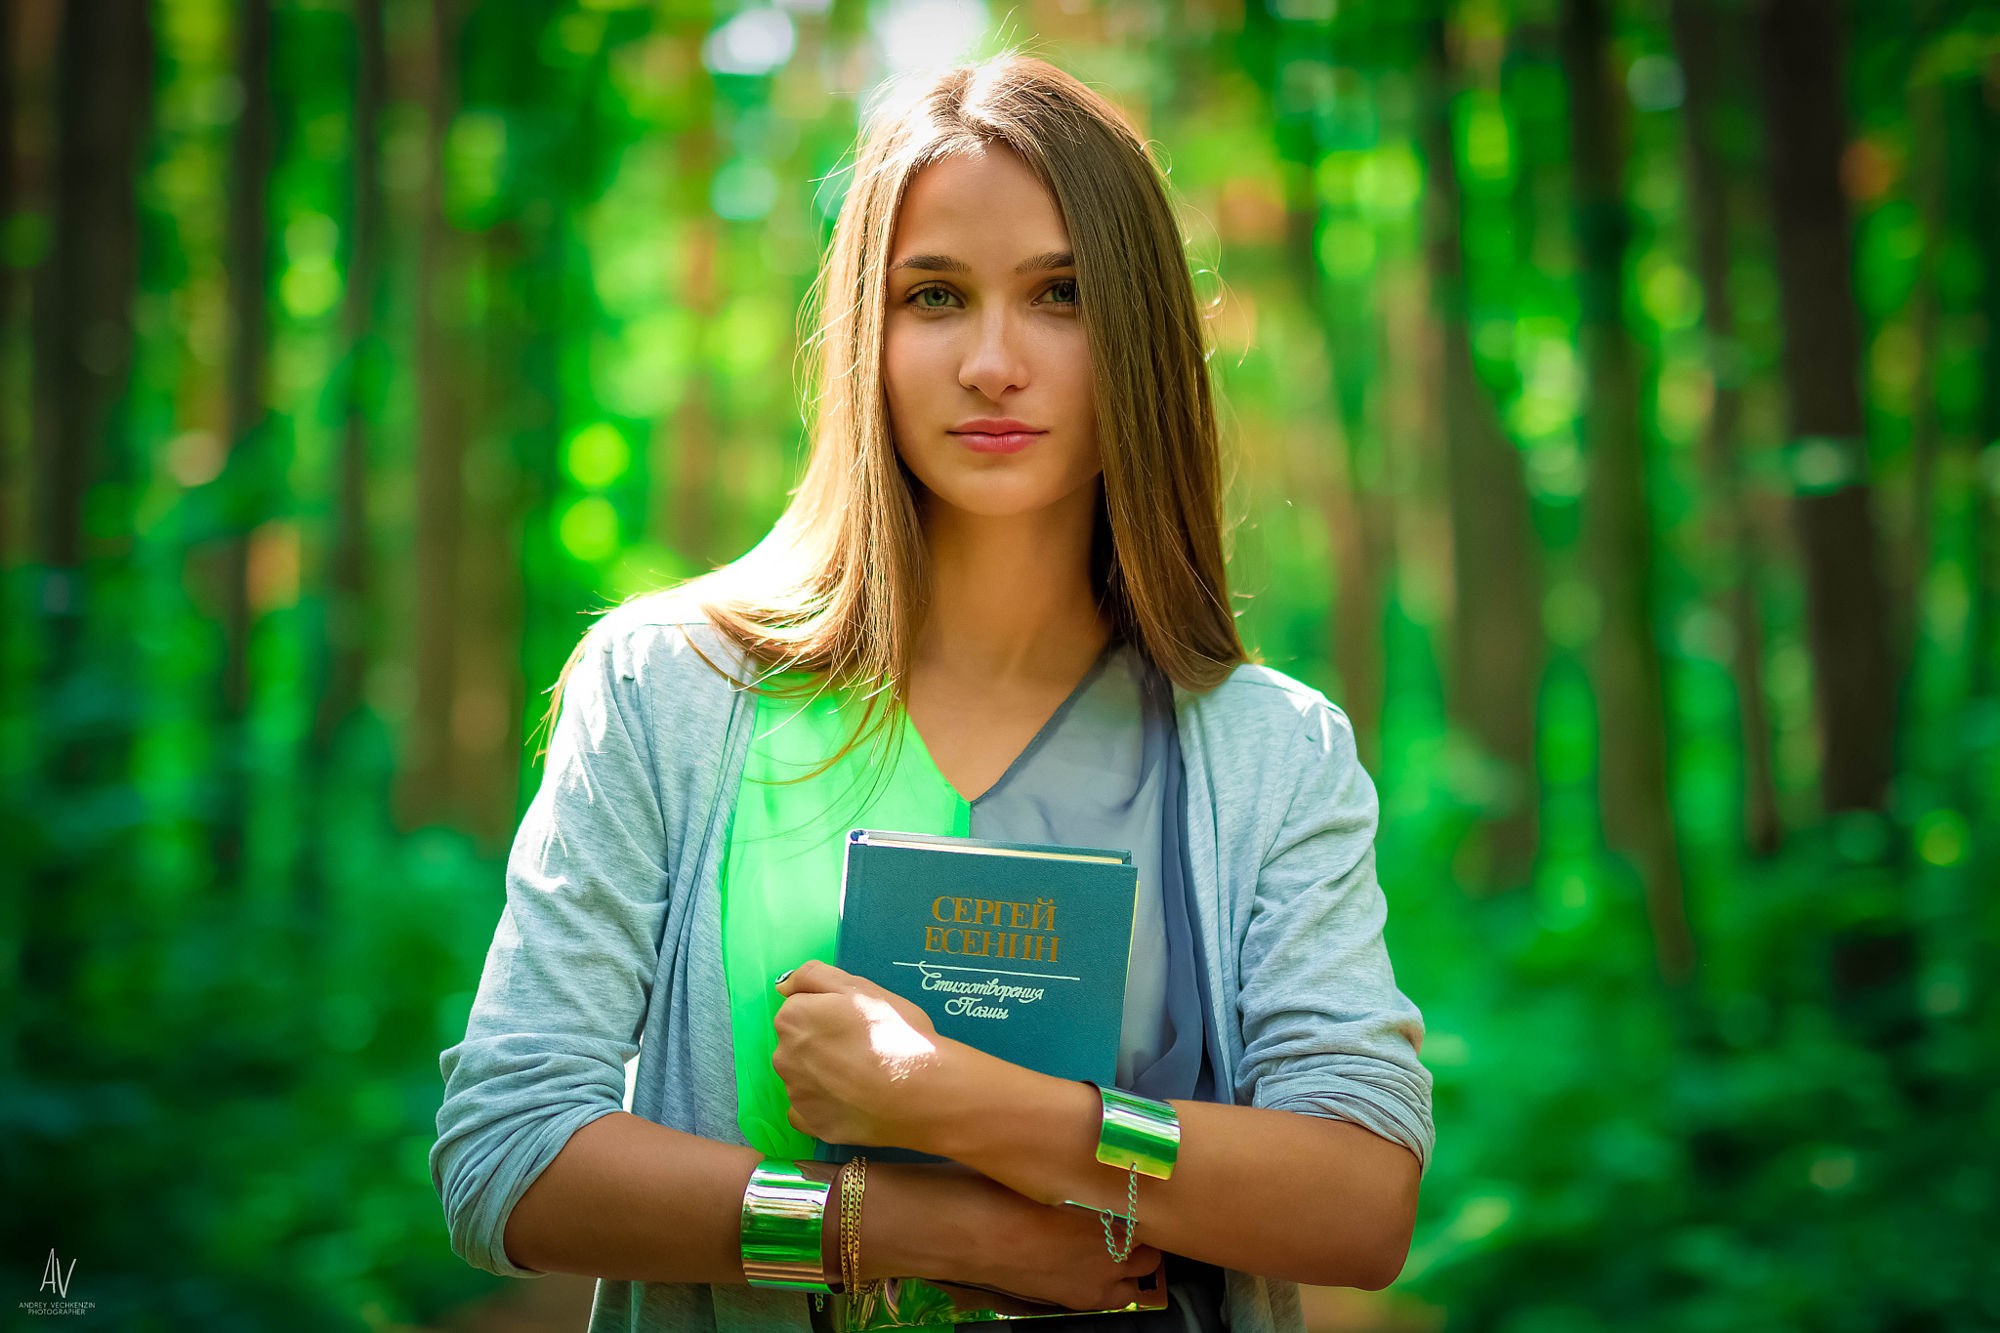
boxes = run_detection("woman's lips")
[950,430,1044,454]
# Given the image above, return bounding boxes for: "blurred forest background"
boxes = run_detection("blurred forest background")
[2,0,1995,1328]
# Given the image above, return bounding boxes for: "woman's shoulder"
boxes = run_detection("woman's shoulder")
[1182,662,1374,869]
[1180,658,1354,747]
[575,588,753,698]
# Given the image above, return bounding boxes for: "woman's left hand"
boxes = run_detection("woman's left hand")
[772,960,960,1152]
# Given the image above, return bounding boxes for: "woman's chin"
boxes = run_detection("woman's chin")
[926,491,1080,524]
[910,469,1104,526]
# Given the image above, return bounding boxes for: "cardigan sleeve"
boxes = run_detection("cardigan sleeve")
[1233,699,1435,1176]
[429,620,674,1276]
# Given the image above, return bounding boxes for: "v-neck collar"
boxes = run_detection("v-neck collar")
[899,635,1123,806]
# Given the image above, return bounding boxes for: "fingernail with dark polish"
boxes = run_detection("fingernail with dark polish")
[774,968,795,987]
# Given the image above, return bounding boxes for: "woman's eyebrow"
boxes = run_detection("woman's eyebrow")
[888,250,1075,275]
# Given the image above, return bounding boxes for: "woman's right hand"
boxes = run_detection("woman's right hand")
[891,1162,1164,1312]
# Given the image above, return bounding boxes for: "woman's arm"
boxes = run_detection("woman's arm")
[499,1112,765,1282]
[924,1047,1420,1290]
[773,965,1418,1292]
[502,1109,1163,1310]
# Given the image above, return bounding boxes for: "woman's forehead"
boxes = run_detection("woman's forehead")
[890,148,1071,267]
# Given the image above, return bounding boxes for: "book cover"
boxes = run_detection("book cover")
[813,828,1140,1169]
[807,829,1165,1329]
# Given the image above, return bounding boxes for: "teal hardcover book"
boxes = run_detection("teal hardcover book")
[811,829,1172,1328]
[813,827,1139,1169]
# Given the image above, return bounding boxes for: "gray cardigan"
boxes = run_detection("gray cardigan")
[431,597,1434,1332]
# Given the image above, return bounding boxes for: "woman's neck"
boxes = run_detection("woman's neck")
[912,485,1111,689]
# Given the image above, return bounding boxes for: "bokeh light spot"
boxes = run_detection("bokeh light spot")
[565,422,632,489]
[558,495,621,563]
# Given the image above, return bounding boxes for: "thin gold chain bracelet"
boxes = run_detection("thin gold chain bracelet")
[838,1155,882,1300]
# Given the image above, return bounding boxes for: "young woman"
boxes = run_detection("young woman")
[432,54,1432,1333]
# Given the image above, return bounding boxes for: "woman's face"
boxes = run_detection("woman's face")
[882,143,1100,524]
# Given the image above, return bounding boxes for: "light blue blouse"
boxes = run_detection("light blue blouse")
[432,598,1436,1333]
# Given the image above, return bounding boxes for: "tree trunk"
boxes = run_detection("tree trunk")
[654,25,720,566]
[22,0,153,1063]
[1666,0,1783,858]
[1246,3,1388,770]
[1753,0,1912,1048]
[403,0,463,828]
[1897,66,1945,684]
[1751,0,1897,817]
[213,0,273,888]
[1320,445,1389,777]
[1967,78,1998,777]
[301,0,385,915]
[1282,184,1387,769]
[455,225,527,847]
[315,0,383,766]
[1560,0,1695,983]
[0,0,14,1080]
[0,0,14,590]
[1418,16,1544,887]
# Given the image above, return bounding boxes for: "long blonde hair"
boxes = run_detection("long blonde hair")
[544,53,1248,771]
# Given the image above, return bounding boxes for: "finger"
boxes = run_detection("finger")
[768,984,824,1024]
[1081,1279,1143,1313]
[1120,1245,1163,1275]
[775,958,859,996]
[802,963,909,1011]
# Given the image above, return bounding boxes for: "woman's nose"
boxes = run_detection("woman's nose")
[957,308,1030,399]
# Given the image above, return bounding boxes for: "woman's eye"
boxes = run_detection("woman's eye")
[900,280,1078,311]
